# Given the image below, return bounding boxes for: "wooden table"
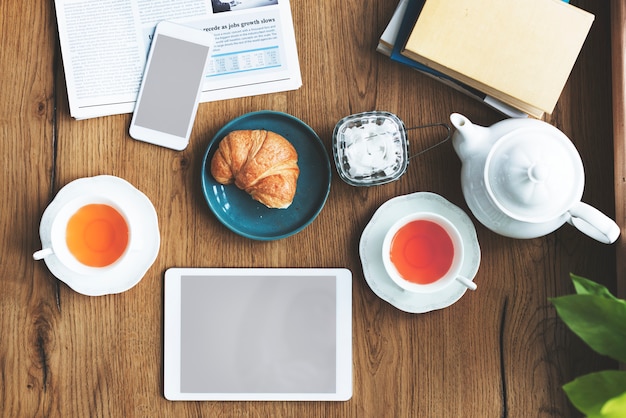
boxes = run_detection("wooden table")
[613,0,626,301]
[1,1,619,416]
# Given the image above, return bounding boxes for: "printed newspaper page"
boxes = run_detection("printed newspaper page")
[54,0,302,119]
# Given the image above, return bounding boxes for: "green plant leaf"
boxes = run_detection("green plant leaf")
[601,391,626,417]
[550,294,626,363]
[563,370,626,416]
[570,274,620,301]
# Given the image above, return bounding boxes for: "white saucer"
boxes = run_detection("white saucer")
[37,176,160,296]
[359,192,480,313]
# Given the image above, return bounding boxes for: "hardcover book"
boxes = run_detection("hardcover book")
[401,0,594,117]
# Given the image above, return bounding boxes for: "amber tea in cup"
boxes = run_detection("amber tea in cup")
[65,203,129,267]
[33,196,136,273]
[382,212,476,293]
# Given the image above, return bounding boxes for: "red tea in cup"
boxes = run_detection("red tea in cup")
[389,219,454,284]
[66,204,129,267]
[382,212,476,293]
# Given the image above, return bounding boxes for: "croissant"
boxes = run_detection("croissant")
[210,130,300,209]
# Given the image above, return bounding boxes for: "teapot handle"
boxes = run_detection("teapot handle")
[567,202,621,244]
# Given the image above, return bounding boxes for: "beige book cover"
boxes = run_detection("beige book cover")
[402,0,594,116]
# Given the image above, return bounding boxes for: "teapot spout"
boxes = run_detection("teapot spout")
[450,113,491,160]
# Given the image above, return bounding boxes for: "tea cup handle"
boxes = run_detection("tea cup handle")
[456,276,477,291]
[33,248,53,260]
[568,202,621,244]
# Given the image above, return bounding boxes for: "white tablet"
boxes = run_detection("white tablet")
[164,268,352,401]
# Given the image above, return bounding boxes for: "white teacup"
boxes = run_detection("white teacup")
[382,212,477,293]
[33,194,141,275]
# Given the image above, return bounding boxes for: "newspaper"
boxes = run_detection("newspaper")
[54,0,302,119]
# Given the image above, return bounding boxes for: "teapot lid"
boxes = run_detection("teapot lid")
[484,127,584,223]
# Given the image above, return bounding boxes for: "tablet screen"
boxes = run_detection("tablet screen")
[164,268,352,401]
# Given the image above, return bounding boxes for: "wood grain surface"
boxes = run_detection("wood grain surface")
[612,0,626,300]
[0,0,618,417]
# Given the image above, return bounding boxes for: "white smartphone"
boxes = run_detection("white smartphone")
[129,21,214,151]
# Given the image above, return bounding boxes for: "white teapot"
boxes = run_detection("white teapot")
[449,113,620,244]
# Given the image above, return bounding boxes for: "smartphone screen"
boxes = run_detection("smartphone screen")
[130,22,213,150]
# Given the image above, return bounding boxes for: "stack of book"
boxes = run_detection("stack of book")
[378,0,595,118]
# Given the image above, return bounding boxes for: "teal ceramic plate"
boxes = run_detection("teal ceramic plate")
[201,111,331,240]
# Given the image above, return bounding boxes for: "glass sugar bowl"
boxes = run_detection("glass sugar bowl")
[332,111,408,186]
